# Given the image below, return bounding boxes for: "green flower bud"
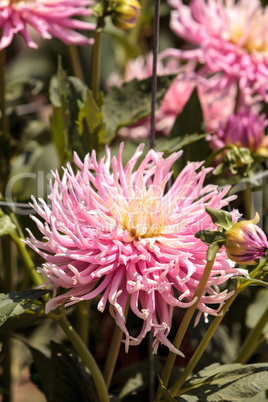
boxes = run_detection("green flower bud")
[111,0,141,30]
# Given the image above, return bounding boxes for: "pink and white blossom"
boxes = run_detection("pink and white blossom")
[0,0,96,49]
[26,144,247,354]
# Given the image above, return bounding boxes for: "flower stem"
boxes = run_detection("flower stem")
[91,21,102,101]
[75,300,91,346]
[103,323,124,388]
[0,45,7,137]
[103,301,129,389]
[170,287,242,397]
[235,304,268,364]
[155,244,221,401]
[9,233,44,287]
[69,45,85,82]
[150,0,160,150]
[50,307,109,402]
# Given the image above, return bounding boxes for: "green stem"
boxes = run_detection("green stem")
[155,244,220,401]
[50,308,109,402]
[0,45,7,137]
[0,43,10,195]
[103,301,129,389]
[91,22,102,101]
[170,288,242,397]
[103,323,123,388]
[9,233,44,287]
[75,300,91,346]
[69,45,85,82]
[235,304,268,364]
[0,240,14,293]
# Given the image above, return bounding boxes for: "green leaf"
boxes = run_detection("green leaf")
[195,230,225,246]
[0,289,49,327]
[77,89,106,152]
[29,341,99,402]
[158,377,177,402]
[49,59,89,162]
[8,142,59,200]
[181,363,268,401]
[6,77,43,108]
[205,207,234,231]
[0,213,17,237]
[111,360,162,400]
[239,277,268,288]
[225,147,254,175]
[155,133,207,154]
[170,88,203,138]
[102,74,176,144]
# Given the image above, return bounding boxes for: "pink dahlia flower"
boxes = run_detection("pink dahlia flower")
[108,55,195,138]
[167,0,268,100]
[0,0,96,50]
[225,213,268,265]
[209,106,268,157]
[26,144,247,354]
[197,75,237,133]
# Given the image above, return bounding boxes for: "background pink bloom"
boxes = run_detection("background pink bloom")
[197,75,237,132]
[209,106,268,157]
[109,55,196,139]
[168,0,268,100]
[26,144,247,354]
[0,0,96,49]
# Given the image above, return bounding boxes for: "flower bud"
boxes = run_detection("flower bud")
[225,213,268,265]
[111,0,141,30]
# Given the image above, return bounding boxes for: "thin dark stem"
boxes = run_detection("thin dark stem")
[91,22,102,102]
[150,0,160,150]
[0,46,7,137]
[148,0,161,398]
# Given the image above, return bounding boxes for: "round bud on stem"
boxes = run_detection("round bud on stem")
[225,213,268,265]
[111,0,141,30]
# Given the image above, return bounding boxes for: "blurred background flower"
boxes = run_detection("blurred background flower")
[0,0,96,49]
[167,0,268,100]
